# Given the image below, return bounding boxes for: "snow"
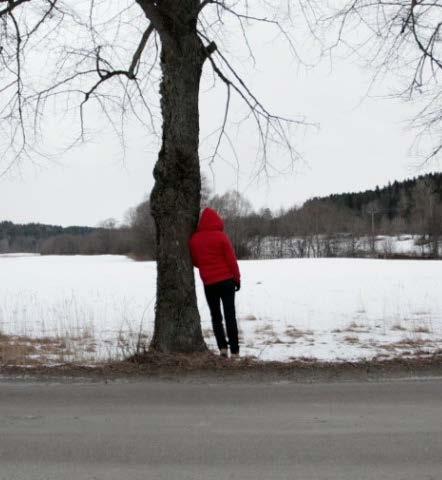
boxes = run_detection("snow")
[1,254,441,363]
[375,235,427,255]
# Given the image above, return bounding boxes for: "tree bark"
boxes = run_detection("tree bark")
[149,9,207,353]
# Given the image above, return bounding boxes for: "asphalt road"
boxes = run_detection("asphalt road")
[0,378,441,480]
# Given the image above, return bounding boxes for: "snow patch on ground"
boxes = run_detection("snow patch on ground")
[1,255,441,363]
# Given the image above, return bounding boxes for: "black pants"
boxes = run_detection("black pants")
[204,279,239,354]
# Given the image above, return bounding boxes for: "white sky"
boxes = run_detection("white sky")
[0,3,439,227]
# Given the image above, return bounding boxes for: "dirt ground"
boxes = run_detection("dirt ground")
[1,352,442,383]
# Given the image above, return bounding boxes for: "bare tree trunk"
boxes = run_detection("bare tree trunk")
[149,24,207,353]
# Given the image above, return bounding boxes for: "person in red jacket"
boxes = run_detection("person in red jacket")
[189,208,241,358]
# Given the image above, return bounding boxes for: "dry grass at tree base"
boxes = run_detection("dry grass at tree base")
[1,351,442,384]
[83,347,442,374]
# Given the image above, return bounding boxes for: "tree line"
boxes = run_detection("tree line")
[0,219,132,255]
[1,172,441,259]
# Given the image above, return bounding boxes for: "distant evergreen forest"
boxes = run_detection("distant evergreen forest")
[0,223,95,237]
[306,172,442,221]
[1,172,441,258]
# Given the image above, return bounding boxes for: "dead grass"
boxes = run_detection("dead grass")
[342,322,370,333]
[412,326,431,334]
[0,335,41,365]
[391,323,407,331]
[116,329,150,359]
[2,350,442,383]
[263,337,285,345]
[290,356,318,363]
[395,338,430,348]
[381,338,431,351]
[285,326,313,340]
[343,335,360,345]
[333,322,370,334]
[128,351,259,370]
[0,332,98,366]
[254,324,275,336]
[85,344,97,353]
[0,332,10,342]
[0,344,38,365]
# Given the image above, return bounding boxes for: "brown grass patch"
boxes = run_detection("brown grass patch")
[391,323,407,331]
[382,338,431,351]
[395,338,429,348]
[413,326,431,334]
[342,322,370,333]
[343,335,360,345]
[85,344,97,353]
[255,324,275,335]
[263,337,285,345]
[291,356,318,363]
[285,327,313,340]
[0,335,40,365]
[0,332,10,342]
[0,333,97,365]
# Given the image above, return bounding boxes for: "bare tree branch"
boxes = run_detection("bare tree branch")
[129,22,155,76]
[0,0,31,18]
[319,0,442,161]
[1,0,312,179]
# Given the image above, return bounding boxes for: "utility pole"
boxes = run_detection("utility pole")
[367,206,376,255]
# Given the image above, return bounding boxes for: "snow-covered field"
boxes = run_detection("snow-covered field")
[1,254,441,364]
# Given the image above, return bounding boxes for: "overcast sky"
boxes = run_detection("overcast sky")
[0,5,439,227]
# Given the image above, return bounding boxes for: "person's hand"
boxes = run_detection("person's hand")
[234,281,241,292]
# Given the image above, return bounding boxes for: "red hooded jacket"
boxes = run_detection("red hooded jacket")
[189,208,241,286]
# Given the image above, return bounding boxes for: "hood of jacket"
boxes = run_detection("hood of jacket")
[197,208,224,232]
